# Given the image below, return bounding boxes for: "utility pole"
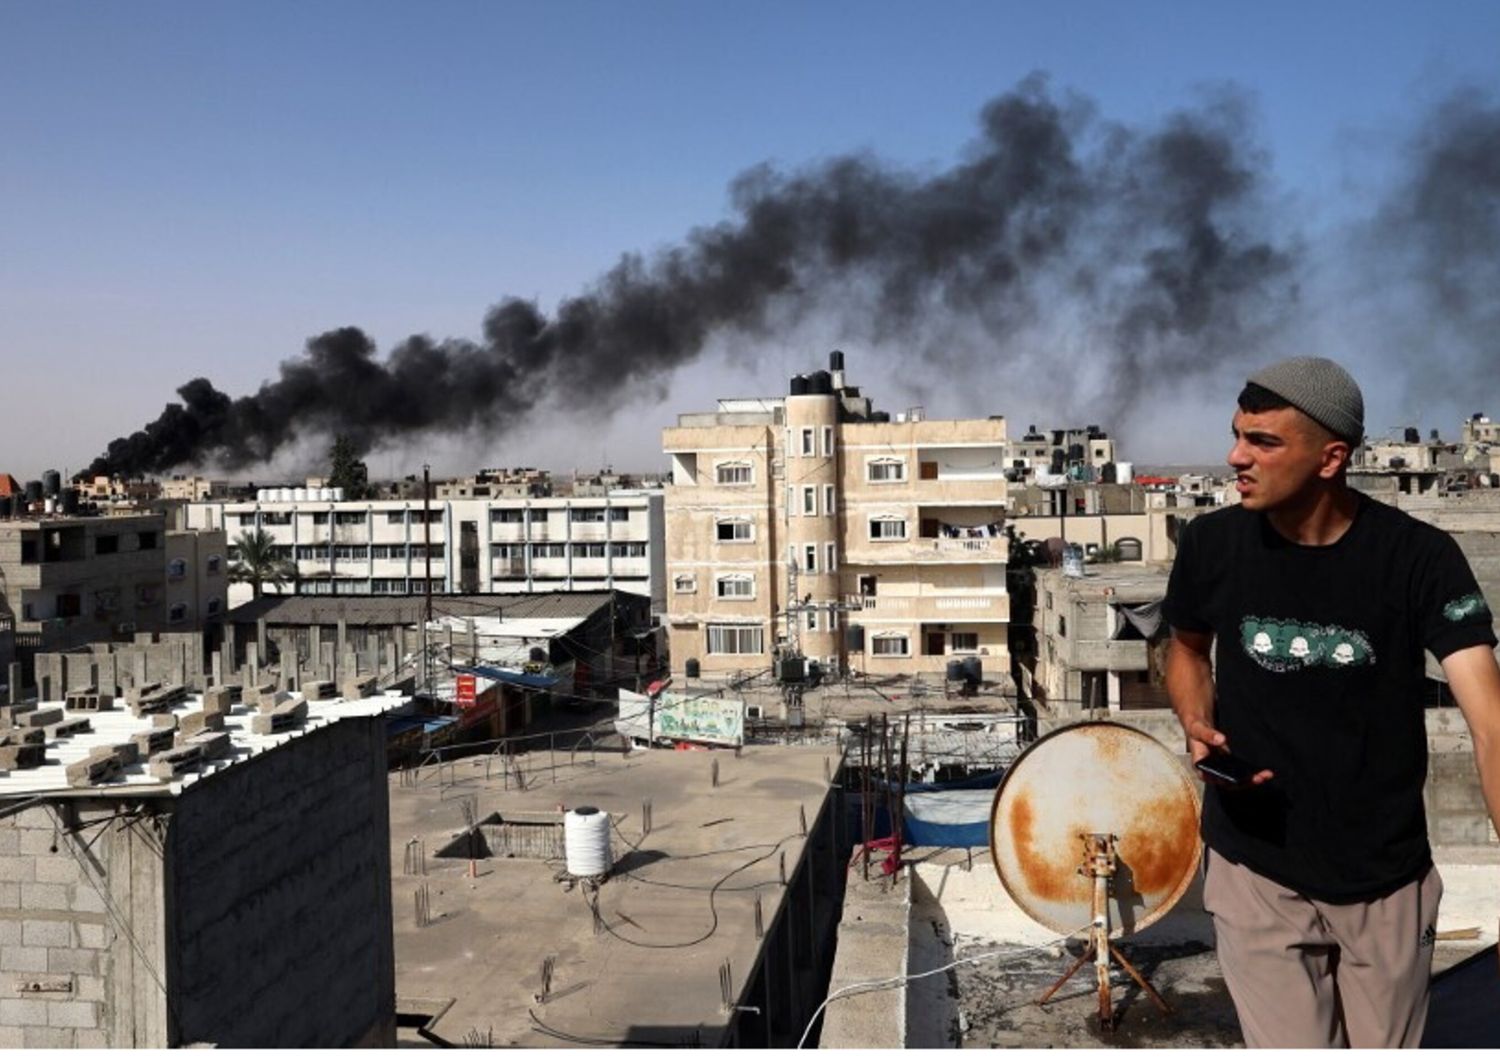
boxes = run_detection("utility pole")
[422,464,433,697]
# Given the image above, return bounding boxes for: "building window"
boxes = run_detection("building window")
[707,624,764,654]
[96,535,119,556]
[570,508,607,522]
[715,462,753,486]
[334,545,369,561]
[804,544,817,573]
[806,607,819,632]
[802,487,817,515]
[532,543,566,559]
[716,519,753,542]
[260,512,291,526]
[801,428,815,455]
[168,603,188,624]
[138,531,159,550]
[572,543,607,558]
[674,574,697,593]
[715,574,755,599]
[311,512,330,525]
[238,514,258,527]
[167,558,187,579]
[206,553,222,574]
[609,508,630,522]
[823,426,833,455]
[871,633,910,657]
[609,541,647,558]
[951,632,979,653]
[387,511,408,524]
[824,484,834,514]
[826,542,836,573]
[206,598,222,616]
[869,518,907,540]
[867,458,906,483]
[334,512,366,525]
[297,545,330,560]
[135,584,160,607]
[490,508,525,523]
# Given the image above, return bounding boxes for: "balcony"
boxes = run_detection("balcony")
[492,559,527,578]
[845,536,1006,567]
[853,594,1009,621]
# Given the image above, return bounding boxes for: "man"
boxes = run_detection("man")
[1163,356,1500,1048]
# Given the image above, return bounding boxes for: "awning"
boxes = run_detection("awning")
[1113,600,1164,640]
[452,664,560,690]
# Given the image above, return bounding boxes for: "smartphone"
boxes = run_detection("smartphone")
[1196,750,1260,786]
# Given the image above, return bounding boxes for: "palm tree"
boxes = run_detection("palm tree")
[228,528,295,599]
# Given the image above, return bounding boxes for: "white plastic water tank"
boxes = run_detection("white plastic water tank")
[332,487,345,502]
[1116,460,1134,484]
[563,806,612,877]
[291,487,306,502]
[256,488,269,503]
[320,487,333,501]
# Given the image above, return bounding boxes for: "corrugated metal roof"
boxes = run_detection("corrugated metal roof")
[0,691,411,801]
[225,590,630,627]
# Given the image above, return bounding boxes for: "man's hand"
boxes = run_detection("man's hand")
[1168,629,1274,787]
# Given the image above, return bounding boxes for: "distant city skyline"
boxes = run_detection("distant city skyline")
[4,1,1500,481]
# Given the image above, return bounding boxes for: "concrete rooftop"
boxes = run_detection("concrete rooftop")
[389,743,836,1047]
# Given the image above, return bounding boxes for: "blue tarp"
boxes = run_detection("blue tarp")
[452,664,560,690]
[901,790,995,848]
[385,714,459,737]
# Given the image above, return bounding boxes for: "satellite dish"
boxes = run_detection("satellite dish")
[988,720,1202,1027]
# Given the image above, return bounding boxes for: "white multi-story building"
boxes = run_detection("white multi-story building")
[185,491,665,611]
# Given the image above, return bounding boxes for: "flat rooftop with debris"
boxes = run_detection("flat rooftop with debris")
[0,685,412,800]
[389,742,837,1047]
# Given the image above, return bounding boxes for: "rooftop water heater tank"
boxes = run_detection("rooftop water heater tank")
[332,487,345,502]
[564,806,612,878]
[42,470,61,497]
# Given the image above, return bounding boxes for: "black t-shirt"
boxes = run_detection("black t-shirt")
[1163,494,1497,902]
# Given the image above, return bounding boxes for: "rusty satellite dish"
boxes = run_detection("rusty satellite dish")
[988,720,1202,1027]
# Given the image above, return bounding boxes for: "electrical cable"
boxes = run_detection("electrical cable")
[794,924,1096,1049]
[581,831,803,951]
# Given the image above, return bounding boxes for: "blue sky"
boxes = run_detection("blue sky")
[3,1,1500,479]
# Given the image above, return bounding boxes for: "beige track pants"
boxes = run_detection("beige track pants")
[1202,849,1442,1048]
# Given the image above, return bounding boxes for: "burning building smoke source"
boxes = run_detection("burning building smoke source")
[90,74,1307,478]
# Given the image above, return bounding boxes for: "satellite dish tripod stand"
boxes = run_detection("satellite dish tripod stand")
[1038,833,1171,1030]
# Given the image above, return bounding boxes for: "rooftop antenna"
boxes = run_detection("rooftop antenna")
[988,721,1201,1030]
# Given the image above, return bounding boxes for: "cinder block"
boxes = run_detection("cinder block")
[18,885,67,912]
[300,679,336,702]
[45,949,96,976]
[151,713,179,731]
[22,1025,74,1048]
[0,921,18,946]
[341,675,377,700]
[250,699,309,736]
[73,975,104,1003]
[18,833,54,857]
[0,744,44,771]
[66,753,121,787]
[32,859,78,886]
[63,692,112,713]
[201,686,235,713]
[246,680,277,708]
[46,1001,95,1030]
[15,709,61,729]
[69,888,104,916]
[21,921,71,948]
[0,857,35,882]
[185,730,231,761]
[0,996,47,1024]
[124,682,160,708]
[0,705,36,727]
[0,1025,23,1048]
[177,710,226,740]
[45,718,92,741]
[0,885,19,910]
[133,728,175,757]
[75,1028,106,1049]
[147,744,202,780]
[0,946,49,973]
[75,925,107,951]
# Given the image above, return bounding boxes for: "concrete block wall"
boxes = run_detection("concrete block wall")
[34,634,208,699]
[164,716,395,1048]
[0,802,166,1049]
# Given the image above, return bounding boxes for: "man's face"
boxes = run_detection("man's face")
[1228,405,1347,511]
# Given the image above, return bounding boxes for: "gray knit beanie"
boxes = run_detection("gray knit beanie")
[1245,356,1364,444]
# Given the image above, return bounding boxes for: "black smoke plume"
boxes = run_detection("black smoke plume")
[87,74,1302,478]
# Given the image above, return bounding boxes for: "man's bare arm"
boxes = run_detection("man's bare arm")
[1167,628,1273,783]
[1439,644,1500,843]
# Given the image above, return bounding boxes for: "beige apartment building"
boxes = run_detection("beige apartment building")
[663,353,1010,681]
